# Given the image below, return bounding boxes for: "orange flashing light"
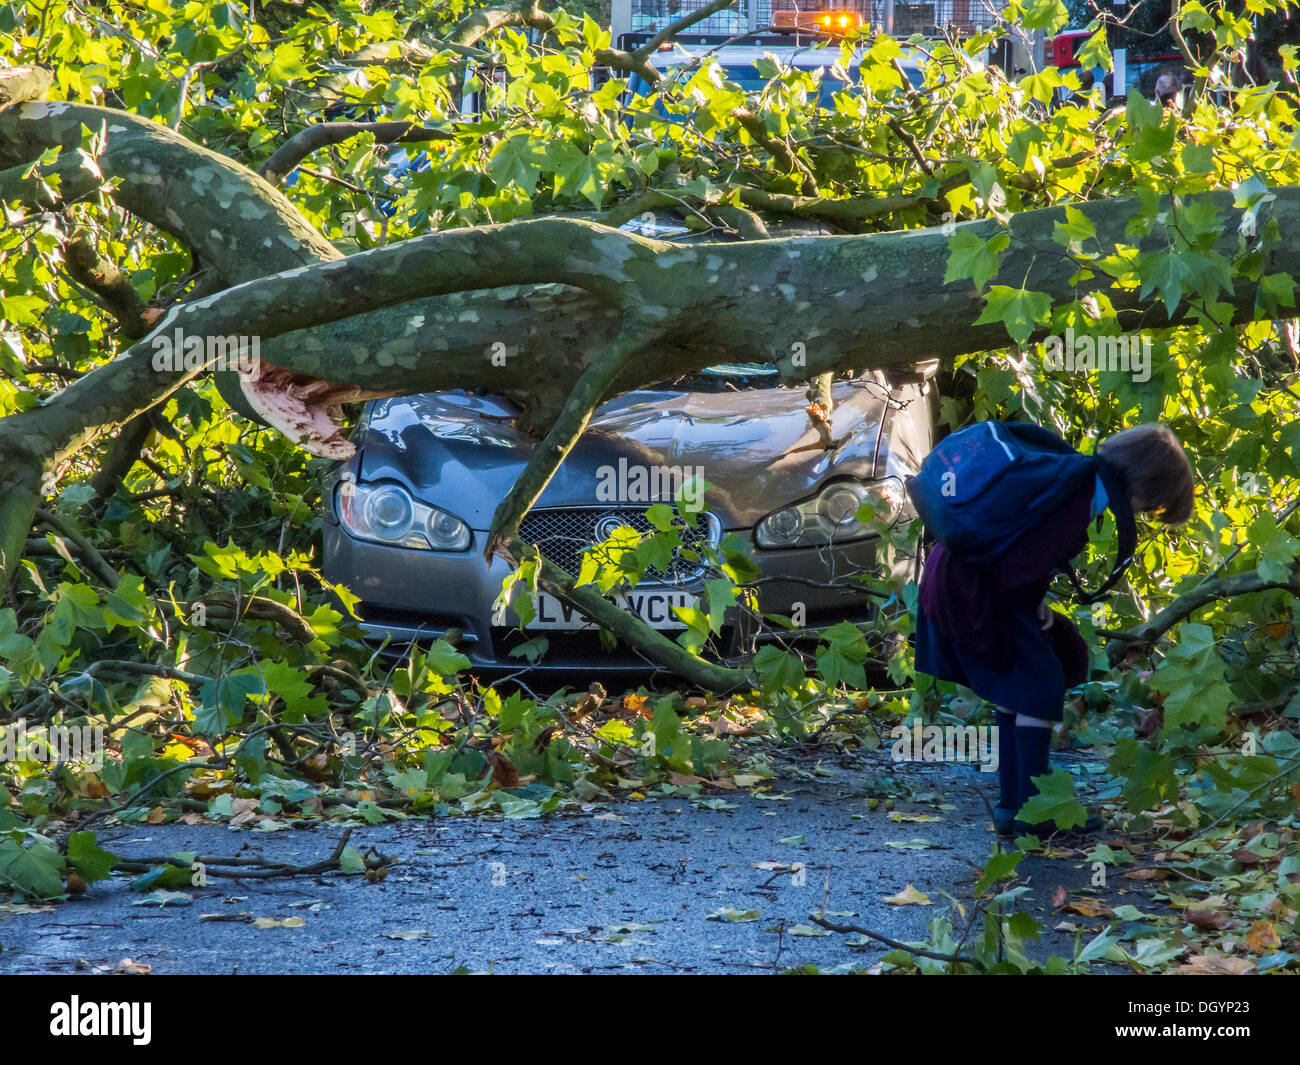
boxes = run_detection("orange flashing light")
[772,10,862,33]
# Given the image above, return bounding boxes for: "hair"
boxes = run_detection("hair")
[1097,423,1195,525]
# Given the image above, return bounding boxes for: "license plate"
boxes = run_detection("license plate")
[524,590,694,630]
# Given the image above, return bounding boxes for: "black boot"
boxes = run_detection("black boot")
[1012,723,1103,838]
[993,712,1018,836]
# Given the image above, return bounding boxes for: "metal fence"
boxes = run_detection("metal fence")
[626,0,999,37]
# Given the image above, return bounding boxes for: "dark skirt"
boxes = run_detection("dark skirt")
[914,601,1088,722]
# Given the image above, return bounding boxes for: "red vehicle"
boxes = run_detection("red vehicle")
[1047,26,1184,100]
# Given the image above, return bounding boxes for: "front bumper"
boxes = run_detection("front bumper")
[323,523,906,673]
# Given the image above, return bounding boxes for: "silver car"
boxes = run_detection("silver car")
[321,362,937,675]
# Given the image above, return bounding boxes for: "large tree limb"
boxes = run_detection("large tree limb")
[1,190,1295,567]
[485,318,666,559]
[0,98,339,284]
[0,66,52,110]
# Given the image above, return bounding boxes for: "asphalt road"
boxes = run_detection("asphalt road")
[0,753,1128,974]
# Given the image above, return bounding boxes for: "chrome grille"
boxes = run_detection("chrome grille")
[518,507,719,585]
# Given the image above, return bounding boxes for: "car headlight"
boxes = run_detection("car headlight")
[336,479,472,551]
[755,477,903,548]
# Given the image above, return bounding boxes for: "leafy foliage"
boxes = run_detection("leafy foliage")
[0,0,1298,968]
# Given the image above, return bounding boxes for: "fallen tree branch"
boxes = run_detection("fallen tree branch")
[503,535,754,694]
[732,108,819,196]
[595,0,740,83]
[111,828,368,880]
[1105,566,1300,665]
[201,588,318,645]
[259,120,454,185]
[33,507,120,588]
[63,230,151,338]
[809,913,984,968]
[0,66,52,110]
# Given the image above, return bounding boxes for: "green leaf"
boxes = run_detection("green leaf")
[1015,0,1070,34]
[974,285,1052,345]
[944,229,1008,292]
[66,831,117,884]
[1075,27,1112,72]
[196,673,265,735]
[753,645,805,694]
[488,134,550,194]
[0,838,66,899]
[1053,206,1097,249]
[707,906,761,921]
[815,621,868,689]
[1017,769,1087,829]
[254,660,328,722]
[1147,622,1234,729]
[1137,251,1193,316]
[425,639,471,677]
[974,849,1022,895]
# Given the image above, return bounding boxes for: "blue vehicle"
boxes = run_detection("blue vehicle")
[624,33,926,110]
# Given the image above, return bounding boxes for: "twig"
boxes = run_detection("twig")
[809,914,984,967]
[113,829,361,880]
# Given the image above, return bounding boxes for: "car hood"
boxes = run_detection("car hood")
[353,377,894,529]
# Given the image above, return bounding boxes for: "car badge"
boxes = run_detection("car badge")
[594,514,623,541]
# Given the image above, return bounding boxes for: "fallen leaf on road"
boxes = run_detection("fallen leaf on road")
[707,906,760,922]
[132,890,192,908]
[708,716,756,738]
[1063,898,1114,918]
[1173,953,1255,975]
[788,923,831,937]
[229,797,259,828]
[1122,867,1171,880]
[1245,921,1281,953]
[1185,908,1228,931]
[253,916,305,929]
[882,884,932,907]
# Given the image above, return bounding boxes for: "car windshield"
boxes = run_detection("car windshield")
[716,62,854,107]
[631,59,923,108]
[649,362,784,392]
